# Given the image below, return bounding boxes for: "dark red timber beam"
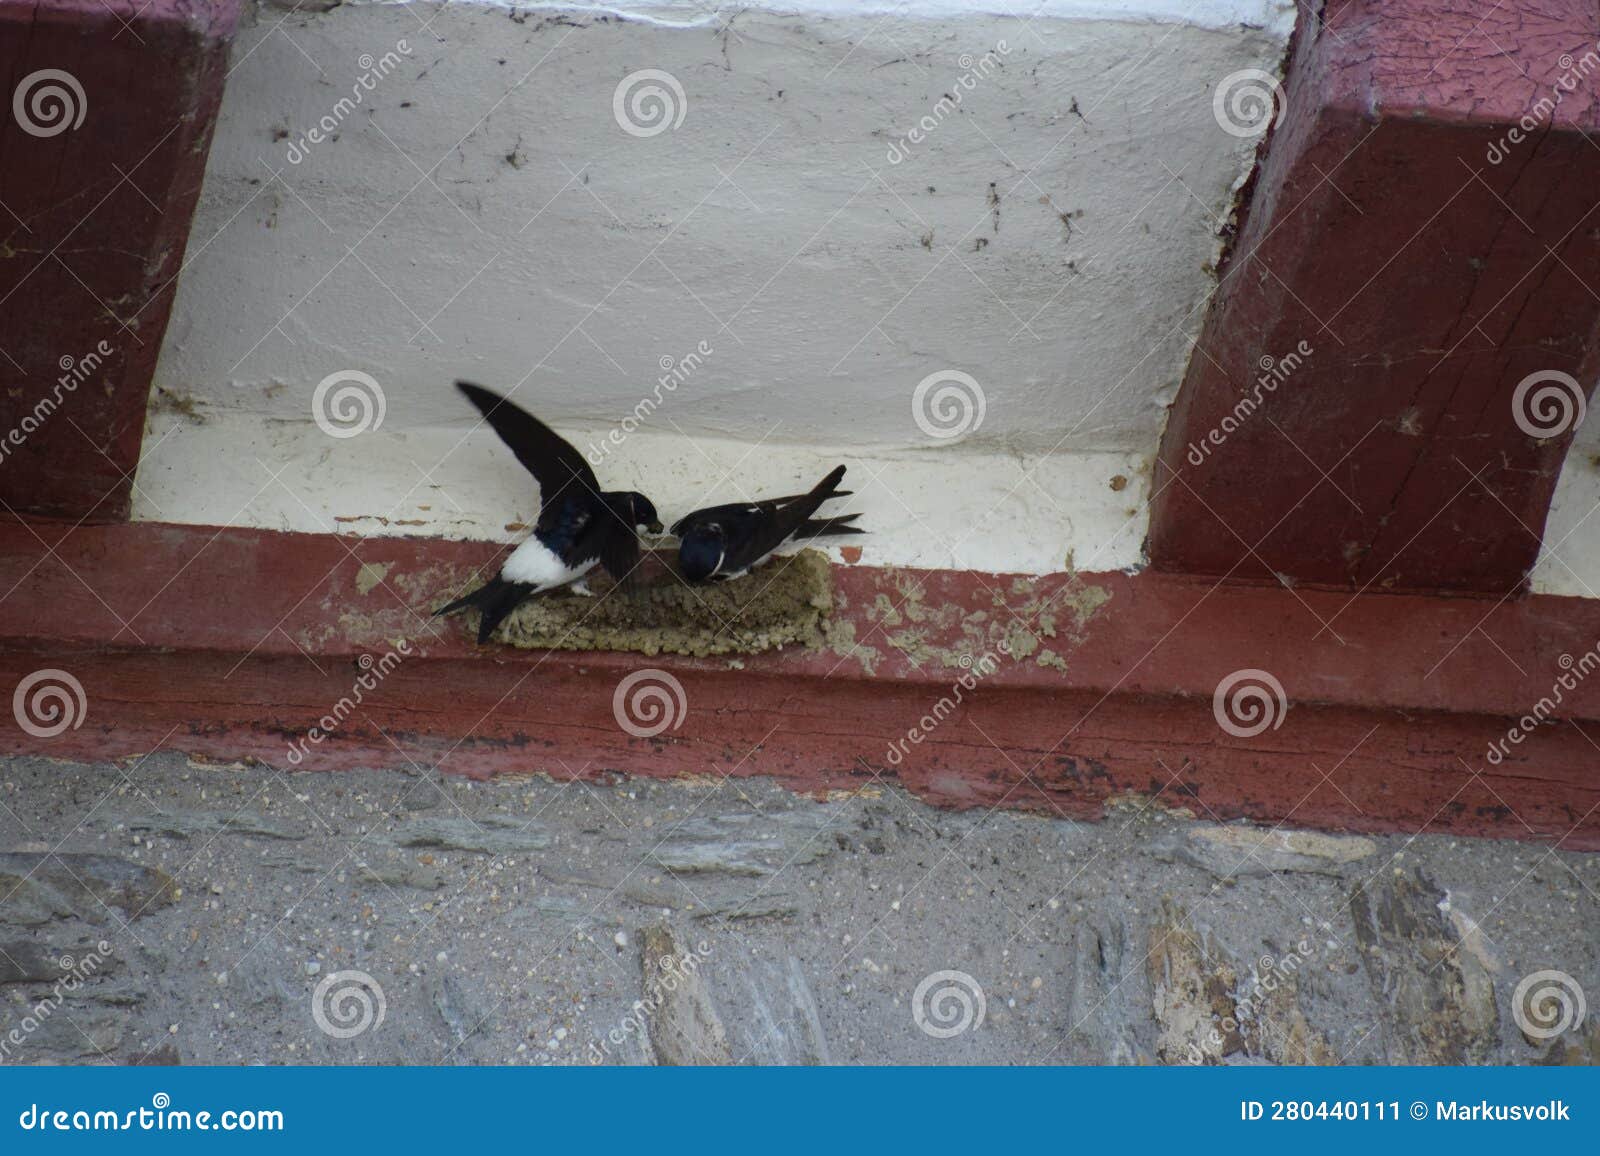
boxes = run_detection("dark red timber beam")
[1149,0,1600,595]
[0,522,1596,849]
[0,0,244,521]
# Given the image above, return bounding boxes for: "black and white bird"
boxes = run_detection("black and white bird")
[673,464,863,583]
[435,381,662,643]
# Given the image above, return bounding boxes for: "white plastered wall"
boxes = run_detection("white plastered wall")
[139,0,1301,575]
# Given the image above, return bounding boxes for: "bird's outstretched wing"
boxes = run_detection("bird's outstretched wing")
[456,381,600,521]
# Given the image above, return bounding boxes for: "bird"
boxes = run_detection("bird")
[672,464,863,583]
[434,381,662,643]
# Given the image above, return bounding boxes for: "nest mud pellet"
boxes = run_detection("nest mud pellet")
[492,549,834,657]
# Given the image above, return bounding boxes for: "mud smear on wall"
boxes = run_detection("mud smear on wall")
[434,550,1113,670]
[851,569,1113,676]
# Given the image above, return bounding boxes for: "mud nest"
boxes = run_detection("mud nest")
[488,548,834,657]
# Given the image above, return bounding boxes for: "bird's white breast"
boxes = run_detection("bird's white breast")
[501,538,595,591]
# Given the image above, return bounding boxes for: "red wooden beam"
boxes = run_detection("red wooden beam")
[0,0,243,521]
[1,520,1595,848]
[1149,0,1600,595]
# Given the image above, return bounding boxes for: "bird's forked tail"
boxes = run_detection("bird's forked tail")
[434,576,533,644]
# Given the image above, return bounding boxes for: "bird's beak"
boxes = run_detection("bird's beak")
[645,520,664,535]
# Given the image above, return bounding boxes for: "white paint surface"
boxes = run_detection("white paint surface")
[382,0,1297,34]
[143,0,1294,574]
[137,409,1150,573]
[1532,415,1600,598]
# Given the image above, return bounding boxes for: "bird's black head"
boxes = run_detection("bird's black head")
[678,525,725,583]
[616,492,663,535]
